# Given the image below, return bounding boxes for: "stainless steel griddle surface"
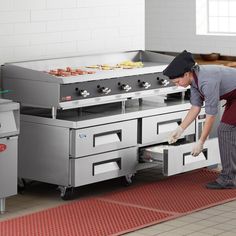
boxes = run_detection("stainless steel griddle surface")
[5,51,172,84]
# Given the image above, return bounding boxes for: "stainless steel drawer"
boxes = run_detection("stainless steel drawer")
[70,120,137,157]
[143,138,220,176]
[70,147,137,187]
[141,110,195,144]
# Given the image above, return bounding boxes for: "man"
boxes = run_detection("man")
[163,50,236,189]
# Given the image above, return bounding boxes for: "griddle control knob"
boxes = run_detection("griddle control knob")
[141,81,151,89]
[80,90,90,97]
[121,84,132,92]
[100,87,111,95]
[157,77,170,86]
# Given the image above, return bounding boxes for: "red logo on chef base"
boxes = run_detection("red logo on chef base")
[61,96,72,101]
[0,144,7,152]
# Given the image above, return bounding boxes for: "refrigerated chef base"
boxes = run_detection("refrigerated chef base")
[18,99,220,194]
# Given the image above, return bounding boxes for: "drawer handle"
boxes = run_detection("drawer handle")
[183,149,208,165]
[157,119,181,134]
[93,130,121,147]
[92,158,121,175]
[0,144,7,152]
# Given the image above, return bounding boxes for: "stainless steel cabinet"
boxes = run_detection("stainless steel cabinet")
[19,118,138,188]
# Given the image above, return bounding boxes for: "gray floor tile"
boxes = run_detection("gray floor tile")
[186,233,212,236]
[199,227,226,235]
[212,222,236,231]
[163,220,189,227]
[147,224,176,232]
[224,219,236,226]
[220,232,236,236]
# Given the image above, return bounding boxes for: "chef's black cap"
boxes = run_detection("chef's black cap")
[163,50,195,79]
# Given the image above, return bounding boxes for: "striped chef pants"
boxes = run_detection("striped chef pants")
[216,122,236,186]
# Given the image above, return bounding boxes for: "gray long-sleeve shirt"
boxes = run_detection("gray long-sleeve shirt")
[190,65,236,115]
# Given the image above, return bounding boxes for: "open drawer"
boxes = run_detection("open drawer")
[142,138,220,176]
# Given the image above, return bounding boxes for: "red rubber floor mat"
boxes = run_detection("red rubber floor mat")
[0,199,172,236]
[1,169,236,236]
[101,169,236,213]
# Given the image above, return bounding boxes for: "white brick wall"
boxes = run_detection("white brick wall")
[146,0,236,56]
[0,0,145,65]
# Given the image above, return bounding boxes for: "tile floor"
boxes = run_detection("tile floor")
[1,167,236,236]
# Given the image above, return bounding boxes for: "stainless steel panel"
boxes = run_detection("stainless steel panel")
[3,78,60,109]
[70,119,137,157]
[144,138,220,176]
[141,110,195,144]
[71,147,137,187]
[0,111,17,136]
[0,137,17,198]
[19,121,70,186]
[0,99,19,138]
[20,100,192,129]
[0,99,19,112]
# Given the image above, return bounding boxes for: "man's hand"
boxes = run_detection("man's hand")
[191,140,204,156]
[168,126,184,144]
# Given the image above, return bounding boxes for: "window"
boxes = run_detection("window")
[196,0,236,35]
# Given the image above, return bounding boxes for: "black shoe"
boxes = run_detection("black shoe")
[206,181,236,189]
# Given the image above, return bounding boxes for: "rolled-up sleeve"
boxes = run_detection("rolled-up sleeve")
[201,81,220,115]
[190,86,204,107]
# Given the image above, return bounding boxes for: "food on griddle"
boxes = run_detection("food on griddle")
[66,67,72,72]
[101,65,115,70]
[117,60,144,68]
[46,67,96,77]
[86,65,101,69]
[46,60,143,77]
[86,64,117,70]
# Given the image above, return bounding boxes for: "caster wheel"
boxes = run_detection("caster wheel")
[121,174,134,187]
[59,186,74,200]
